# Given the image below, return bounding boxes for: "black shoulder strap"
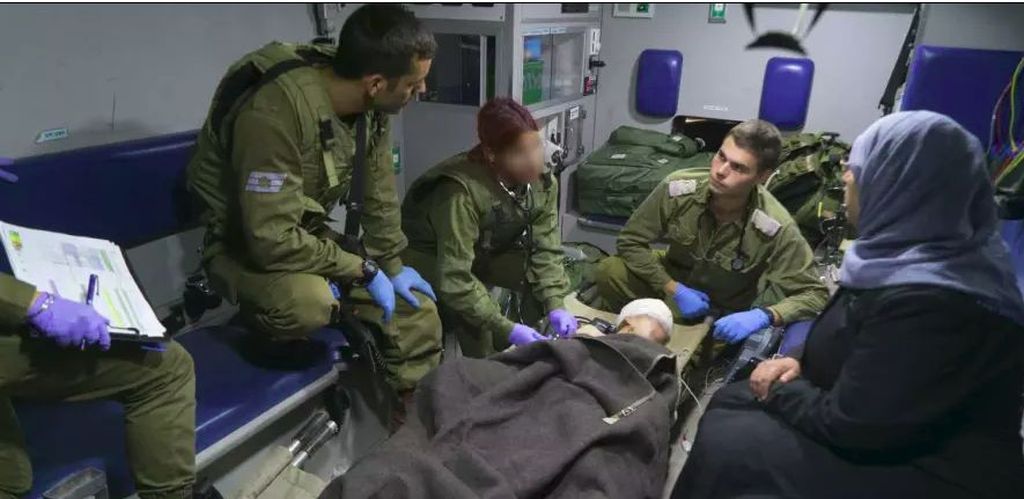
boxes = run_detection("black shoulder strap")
[879,6,921,115]
[211,59,310,142]
[343,115,368,241]
[210,45,334,149]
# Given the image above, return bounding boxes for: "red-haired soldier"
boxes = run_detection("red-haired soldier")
[401,98,577,357]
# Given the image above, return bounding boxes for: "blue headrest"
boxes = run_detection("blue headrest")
[901,45,1024,146]
[0,131,200,248]
[759,57,815,131]
[636,49,684,118]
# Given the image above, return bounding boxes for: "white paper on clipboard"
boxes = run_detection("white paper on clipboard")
[0,220,166,339]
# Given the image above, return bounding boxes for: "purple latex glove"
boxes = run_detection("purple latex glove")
[508,323,546,346]
[547,309,578,337]
[27,292,111,350]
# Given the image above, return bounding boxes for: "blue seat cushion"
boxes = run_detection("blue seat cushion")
[0,131,199,248]
[636,49,684,118]
[178,325,348,452]
[13,325,348,497]
[778,320,814,357]
[759,57,815,131]
[901,45,1024,146]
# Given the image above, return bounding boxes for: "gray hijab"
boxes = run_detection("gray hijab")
[839,111,1024,325]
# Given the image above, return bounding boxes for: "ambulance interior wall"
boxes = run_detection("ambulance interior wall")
[0,5,393,490]
[0,4,390,313]
[590,3,918,145]
[917,4,1024,53]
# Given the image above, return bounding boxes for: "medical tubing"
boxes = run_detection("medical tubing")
[1010,56,1024,152]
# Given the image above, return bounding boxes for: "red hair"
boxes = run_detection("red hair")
[472,98,539,160]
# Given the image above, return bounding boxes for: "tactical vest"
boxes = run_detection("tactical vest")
[408,154,552,256]
[188,42,387,245]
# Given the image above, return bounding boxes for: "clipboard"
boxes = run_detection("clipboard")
[1,220,169,343]
[108,325,169,343]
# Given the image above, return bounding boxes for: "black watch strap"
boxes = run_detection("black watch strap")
[356,259,379,286]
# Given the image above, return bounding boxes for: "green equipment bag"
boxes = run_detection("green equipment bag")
[609,126,704,157]
[576,126,711,218]
[766,132,850,248]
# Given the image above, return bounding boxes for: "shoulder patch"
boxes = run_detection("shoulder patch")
[668,179,697,197]
[245,171,286,193]
[751,209,781,237]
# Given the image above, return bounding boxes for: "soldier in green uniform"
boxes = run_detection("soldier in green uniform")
[596,119,828,344]
[401,98,578,357]
[187,5,442,395]
[0,273,195,499]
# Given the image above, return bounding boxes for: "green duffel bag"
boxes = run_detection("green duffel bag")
[766,132,850,248]
[609,125,702,158]
[576,144,712,218]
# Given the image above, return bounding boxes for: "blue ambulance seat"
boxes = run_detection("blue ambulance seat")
[901,45,1024,146]
[182,325,347,465]
[759,57,815,131]
[636,49,684,118]
[778,320,813,356]
[0,132,200,248]
[0,133,349,497]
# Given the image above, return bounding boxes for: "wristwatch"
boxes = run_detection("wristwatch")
[355,259,379,287]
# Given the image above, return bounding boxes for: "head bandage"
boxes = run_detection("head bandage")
[616,299,673,338]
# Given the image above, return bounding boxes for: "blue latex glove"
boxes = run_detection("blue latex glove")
[671,283,711,319]
[508,323,547,346]
[713,309,772,344]
[389,266,437,309]
[26,292,111,350]
[365,271,396,323]
[547,309,578,337]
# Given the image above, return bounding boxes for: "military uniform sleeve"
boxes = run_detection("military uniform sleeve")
[763,224,829,323]
[616,179,676,292]
[1,273,36,329]
[359,115,407,277]
[432,181,516,336]
[527,177,571,312]
[233,108,363,280]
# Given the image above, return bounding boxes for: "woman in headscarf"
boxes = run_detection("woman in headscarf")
[672,111,1024,498]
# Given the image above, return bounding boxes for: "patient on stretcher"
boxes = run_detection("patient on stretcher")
[322,298,683,498]
[574,297,674,345]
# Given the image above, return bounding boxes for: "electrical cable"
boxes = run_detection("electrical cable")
[1009,57,1024,152]
[676,350,705,416]
[997,148,1024,186]
[989,81,1011,157]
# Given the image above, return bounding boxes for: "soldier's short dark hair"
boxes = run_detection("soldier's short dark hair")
[726,119,783,171]
[333,4,437,80]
